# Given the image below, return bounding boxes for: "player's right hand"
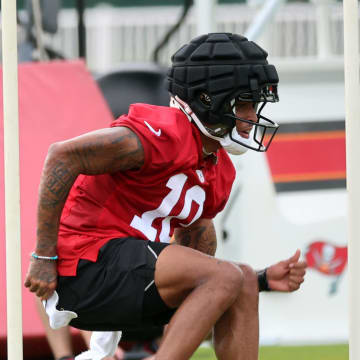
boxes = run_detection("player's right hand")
[24,258,58,300]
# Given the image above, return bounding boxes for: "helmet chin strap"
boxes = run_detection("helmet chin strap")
[170,96,224,142]
[170,96,250,156]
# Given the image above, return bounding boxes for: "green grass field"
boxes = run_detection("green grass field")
[191,344,349,360]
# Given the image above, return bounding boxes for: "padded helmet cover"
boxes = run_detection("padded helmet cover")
[165,33,279,126]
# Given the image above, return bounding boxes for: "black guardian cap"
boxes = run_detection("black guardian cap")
[165,33,279,152]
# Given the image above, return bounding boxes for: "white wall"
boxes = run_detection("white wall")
[215,64,348,345]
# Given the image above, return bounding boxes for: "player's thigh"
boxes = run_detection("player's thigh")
[155,244,242,308]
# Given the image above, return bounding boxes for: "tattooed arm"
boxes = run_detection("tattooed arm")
[174,218,217,256]
[24,127,144,299]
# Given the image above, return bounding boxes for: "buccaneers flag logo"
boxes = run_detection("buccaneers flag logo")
[305,241,347,295]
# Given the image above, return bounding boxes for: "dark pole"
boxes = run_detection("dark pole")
[152,0,193,63]
[76,0,86,59]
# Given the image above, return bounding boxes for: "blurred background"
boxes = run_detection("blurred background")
[0,0,352,359]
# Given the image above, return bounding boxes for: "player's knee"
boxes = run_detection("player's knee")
[238,264,259,306]
[216,261,244,302]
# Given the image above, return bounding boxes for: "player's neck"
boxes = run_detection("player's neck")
[200,132,221,159]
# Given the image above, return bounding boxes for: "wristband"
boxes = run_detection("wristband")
[31,252,58,261]
[257,268,271,292]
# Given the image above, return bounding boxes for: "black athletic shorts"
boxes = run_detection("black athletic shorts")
[56,237,177,331]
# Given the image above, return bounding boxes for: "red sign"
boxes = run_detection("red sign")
[305,241,347,276]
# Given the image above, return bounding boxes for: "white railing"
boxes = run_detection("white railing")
[44,2,347,73]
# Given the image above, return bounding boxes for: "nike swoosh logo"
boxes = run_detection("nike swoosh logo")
[144,121,161,136]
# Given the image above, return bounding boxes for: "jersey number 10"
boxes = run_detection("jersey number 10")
[130,173,206,242]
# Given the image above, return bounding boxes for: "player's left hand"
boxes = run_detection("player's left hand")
[266,249,307,292]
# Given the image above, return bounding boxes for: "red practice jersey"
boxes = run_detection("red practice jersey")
[57,104,236,275]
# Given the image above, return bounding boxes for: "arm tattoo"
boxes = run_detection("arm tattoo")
[69,129,144,174]
[175,221,217,256]
[36,160,77,253]
[113,132,144,171]
[35,127,144,255]
[42,161,74,206]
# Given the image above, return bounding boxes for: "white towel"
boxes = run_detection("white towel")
[75,331,123,360]
[42,291,78,329]
[43,292,122,359]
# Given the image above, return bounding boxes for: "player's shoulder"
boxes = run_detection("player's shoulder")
[132,103,190,131]
[111,103,197,169]
[113,103,192,145]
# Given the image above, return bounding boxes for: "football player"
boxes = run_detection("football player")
[25,33,306,360]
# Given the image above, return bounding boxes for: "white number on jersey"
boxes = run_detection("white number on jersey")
[130,173,206,242]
